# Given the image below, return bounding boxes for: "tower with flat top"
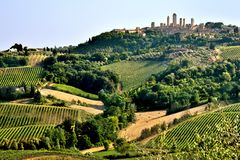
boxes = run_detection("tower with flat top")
[151,22,155,28]
[183,18,186,28]
[173,13,177,27]
[179,18,183,27]
[191,18,195,28]
[167,16,170,27]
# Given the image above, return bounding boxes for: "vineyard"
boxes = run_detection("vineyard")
[220,46,240,60]
[0,103,91,144]
[28,54,48,66]
[101,61,166,91]
[0,67,43,87]
[147,103,240,149]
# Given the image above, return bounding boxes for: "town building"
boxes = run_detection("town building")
[113,13,237,36]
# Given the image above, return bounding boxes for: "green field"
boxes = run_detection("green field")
[0,67,43,87]
[220,46,240,60]
[51,84,99,100]
[0,103,91,143]
[101,61,166,91]
[147,103,240,149]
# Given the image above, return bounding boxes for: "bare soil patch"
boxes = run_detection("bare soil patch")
[40,89,104,107]
[119,104,208,141]
[80,144,113,154]
[70,105,103,115]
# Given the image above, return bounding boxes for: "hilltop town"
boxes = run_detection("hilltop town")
[113,13,239,36]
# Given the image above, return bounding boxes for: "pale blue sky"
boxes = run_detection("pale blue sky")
[0,0,239,50]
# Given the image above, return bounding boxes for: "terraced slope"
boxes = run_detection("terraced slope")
[0,103,91,143]
[147,103,240,149]
[0,67,43,86]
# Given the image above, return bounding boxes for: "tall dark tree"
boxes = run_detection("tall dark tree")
[11,43,23,52]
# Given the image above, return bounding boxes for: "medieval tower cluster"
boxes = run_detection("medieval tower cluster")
[113,13,214,35]
[147,13,208,34]
[152,13,195,29]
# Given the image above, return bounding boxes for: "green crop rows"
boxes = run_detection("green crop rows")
[148,104,240,149]
[0,125,54,143]
[101,61,166,91]
[220,46,240,60]
[0,103,90,143]
[0,67,43,87]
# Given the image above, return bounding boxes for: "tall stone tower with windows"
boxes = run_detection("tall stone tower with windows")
[167,16,170,27]
[173,13,177,27]
[151,22,155,28]
[183,18,186,28]
[191,18,195,28]
[179,18,183,27]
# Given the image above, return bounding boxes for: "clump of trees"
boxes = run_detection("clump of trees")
[42,55,119,94]
[0,56,28,68]
[10,43,23,52]
[205,22,224,29]
[132,60,240,113]
[0,84,35,101]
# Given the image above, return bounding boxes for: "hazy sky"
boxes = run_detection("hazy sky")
[0,0,239,50]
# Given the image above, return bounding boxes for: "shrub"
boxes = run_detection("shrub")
[103,140,110,151]
[150,124,161,135]
[160,122,167,131]
[138,128,151,140]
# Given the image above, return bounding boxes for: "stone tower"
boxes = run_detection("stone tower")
[151,22,155,28]
[191,18,195,28]
[180,18,182,27]
[183,18,186,28]
[167,16,170,27]
[173,13,177,27]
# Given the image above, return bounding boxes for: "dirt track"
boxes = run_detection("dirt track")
[119,104,208,141]
[40,89,104,107]
[70,105,103,115]
[80,144,113,154]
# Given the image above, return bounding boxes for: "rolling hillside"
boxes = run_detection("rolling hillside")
[147,103,240,149]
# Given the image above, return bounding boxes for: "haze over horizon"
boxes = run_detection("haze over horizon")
[0,0,239,50]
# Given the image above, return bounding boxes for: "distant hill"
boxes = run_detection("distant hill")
[69,29,240,55]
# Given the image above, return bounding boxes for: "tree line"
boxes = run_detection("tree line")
[42,54,119,94]
[132,59,240,113]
